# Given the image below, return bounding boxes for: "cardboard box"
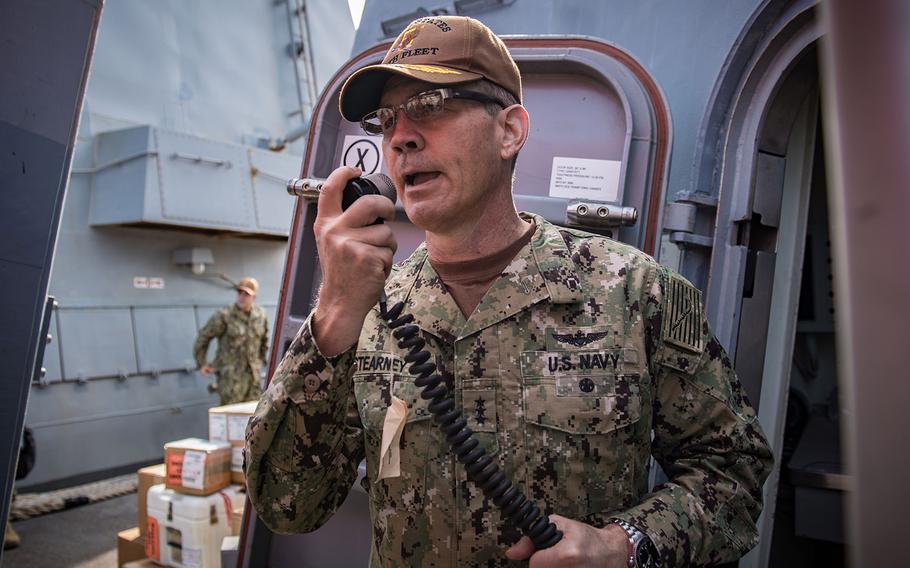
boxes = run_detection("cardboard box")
[137,464,166,537]
[231,497,246,536]
[117,527,146,567]
[229,446,245,485]
[164,438,231,496]
[208,401,257,485]
[208,401,257,443]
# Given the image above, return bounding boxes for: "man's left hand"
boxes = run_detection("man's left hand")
[504,515,630,567]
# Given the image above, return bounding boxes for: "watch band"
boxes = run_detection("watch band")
[610,519,660,568]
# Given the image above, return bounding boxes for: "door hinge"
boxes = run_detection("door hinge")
[665,191,717,248]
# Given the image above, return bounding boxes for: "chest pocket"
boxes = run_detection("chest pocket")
[226,319,246,337]
[226,319,253,352]
[352,353,434,507]
[520,348,643,433]
[352,372,431,430]
[520,347,644,517]
[351,351,433,430]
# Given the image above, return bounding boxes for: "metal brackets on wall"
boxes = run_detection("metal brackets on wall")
[664,191,718,249]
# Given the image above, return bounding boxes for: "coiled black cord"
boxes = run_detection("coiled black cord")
[379,298,563,550]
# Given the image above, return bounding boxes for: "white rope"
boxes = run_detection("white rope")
[11,474,138,521]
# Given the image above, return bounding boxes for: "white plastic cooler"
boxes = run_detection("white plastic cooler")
[146,484,245,568]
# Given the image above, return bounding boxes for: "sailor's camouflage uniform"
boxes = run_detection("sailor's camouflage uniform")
[245,213,772,567]
[194,304,269,405]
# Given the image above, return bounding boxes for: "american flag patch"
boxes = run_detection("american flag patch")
[663,275,704,353]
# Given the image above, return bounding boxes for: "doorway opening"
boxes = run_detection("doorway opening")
[765,113,845,567]
[729,43,846,566]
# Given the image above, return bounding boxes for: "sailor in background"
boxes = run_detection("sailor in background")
[194,277,269,405]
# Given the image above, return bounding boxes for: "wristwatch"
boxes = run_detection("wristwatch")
[611,518,661,568]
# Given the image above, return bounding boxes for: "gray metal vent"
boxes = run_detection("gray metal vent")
[87,126,300,238]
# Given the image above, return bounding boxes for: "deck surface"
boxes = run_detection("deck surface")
[3,493,135,568]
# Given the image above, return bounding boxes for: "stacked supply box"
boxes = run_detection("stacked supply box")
[114,464,166,566]
[146,484,245,568]
[118,527,146,567]
[208,401,257,484]
[164,438,231,496]
[138,463,167,537]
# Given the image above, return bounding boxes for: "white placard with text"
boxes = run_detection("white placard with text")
[228,415,250,441]
[548,157,622,202]
[231,447,244,472]
[209,414,228,441]
[180,450,207,490]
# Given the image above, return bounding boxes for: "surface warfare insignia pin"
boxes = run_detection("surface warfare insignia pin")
[552,330,611,347]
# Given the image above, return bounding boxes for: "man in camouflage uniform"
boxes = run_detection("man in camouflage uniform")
[246,16,772,567]
[195,277,269,405]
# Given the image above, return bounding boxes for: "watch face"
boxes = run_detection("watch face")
[635,541,658,567]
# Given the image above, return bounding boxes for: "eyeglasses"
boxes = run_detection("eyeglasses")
[360,88,505,136]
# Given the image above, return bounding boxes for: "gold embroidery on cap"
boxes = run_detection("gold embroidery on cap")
[393,63,462,74]
[391,24,421,54]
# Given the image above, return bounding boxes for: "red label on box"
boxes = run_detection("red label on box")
[166,452,184,485]
[146,517,160,560]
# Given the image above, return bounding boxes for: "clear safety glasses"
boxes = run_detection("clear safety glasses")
[360,88,505,136]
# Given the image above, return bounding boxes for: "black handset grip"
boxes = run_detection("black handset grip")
[341,174,396,211]
[343,174,397,225]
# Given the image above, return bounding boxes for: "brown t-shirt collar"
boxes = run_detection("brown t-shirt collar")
[428,220,535,317]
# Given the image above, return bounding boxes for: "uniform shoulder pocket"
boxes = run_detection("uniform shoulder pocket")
[656,272,707,375]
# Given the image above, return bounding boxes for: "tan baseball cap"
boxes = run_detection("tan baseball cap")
[236,277,258,295]
[339,16,521,122]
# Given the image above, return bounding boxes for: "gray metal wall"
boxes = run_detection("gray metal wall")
[21,0,355,488]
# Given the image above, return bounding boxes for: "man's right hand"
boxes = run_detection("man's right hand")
[311,166,397,357]
[200,365,214,376]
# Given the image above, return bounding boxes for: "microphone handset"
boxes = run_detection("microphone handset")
[287,173,563,550]
[286,173,397,211]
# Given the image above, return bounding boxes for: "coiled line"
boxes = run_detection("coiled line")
[381,300,563,550]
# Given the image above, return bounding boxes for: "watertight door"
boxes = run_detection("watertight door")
[237,36,671,568]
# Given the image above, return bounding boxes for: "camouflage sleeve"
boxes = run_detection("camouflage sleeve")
[244,313,365,534]
[259,311,270,364]
[193,309,226,368]
[613,264,774,566]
